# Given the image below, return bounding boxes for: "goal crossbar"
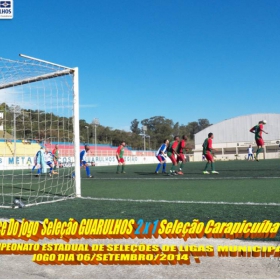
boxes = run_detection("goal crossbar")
[0,68,74,90]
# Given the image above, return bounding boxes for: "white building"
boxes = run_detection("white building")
[193,113,280,161]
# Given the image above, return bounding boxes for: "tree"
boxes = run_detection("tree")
[130,119,141,134]
[198,119,211,130]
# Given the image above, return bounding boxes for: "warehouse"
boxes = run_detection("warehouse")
[193,113,280,161]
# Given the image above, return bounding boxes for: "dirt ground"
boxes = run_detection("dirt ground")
[0,237,279,279]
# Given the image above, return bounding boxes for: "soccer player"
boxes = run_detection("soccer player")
[176,135,189,175]
[52,144,59,171]
[80,145,93,178]
[202,133,219,174]
[167,136,180,176]
[116,141,126,174]
[249,120,268,161]
[155,139,169,174]
[247,145,254,161]
[33,147,44,176]
[44,149,57,177]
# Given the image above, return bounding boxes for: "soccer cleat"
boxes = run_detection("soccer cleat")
[203,171,210,174]
[88,175,94,178]
[155,171,159,174]
[49,173,52,177]
[254,154,259,161]
[177,171,184,175]
[173,172,178,176]
[121,171,126,174]
[167,173,173,176]
[211,171,219,174]
[162,171,167,174]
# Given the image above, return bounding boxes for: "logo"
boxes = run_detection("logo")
[0,0,13,19]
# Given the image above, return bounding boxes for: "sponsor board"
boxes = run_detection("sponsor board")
[0,0,13,19]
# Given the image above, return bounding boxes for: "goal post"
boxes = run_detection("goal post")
[0,54,81,208]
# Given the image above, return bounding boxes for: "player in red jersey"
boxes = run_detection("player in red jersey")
[202,133,219,174]
[176,135,189,175]
[116,141,126,174]
[249,120,268,161]
[167,136,180,176]
[52,144,59,173]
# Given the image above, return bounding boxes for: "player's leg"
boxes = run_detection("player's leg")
[35,164,42,177]
[32,157,37,172]
[48,163,53,176]
[177,154,185,175]
[162,160,167,173]
[155,155,162,173]
[255,140,264,161]
[203,152,218,174]
[121,159,126,173]
[210,156,219,174]
[116,156,121,173]
[168,154,177,176]
[203,153,210,174]
[84,163,93,177]
[53,159,57,170]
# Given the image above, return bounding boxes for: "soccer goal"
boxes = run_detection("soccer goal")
[0,54,81,208]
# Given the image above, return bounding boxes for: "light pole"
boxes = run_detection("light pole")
[93,118,100,156]
[146,135,150,150]
[85,126,89,144]
[142,126,147,155]
[11,105,21,165]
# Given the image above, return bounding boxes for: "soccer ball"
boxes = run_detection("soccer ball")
[262,120,267,124]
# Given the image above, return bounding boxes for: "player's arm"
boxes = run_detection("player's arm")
[159,145,166,155]
[80,151,85,163]
[249,126,256,134]
[172,145,179,156]
[116,147,120,160]
[208,139,218,153]
[182,141,189,153]
[260,128,268,134]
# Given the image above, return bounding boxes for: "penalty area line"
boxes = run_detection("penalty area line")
[85,176,280,180]
[80,197,280,206]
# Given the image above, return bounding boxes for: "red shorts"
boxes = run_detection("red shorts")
[156,155,165,162]
[256,139,264,146]
[117,158,125,164]
[204,151,213,162]
[168,154,177,165]
[177,153,185,163]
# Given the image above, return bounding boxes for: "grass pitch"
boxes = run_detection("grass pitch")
[0,159,279,239]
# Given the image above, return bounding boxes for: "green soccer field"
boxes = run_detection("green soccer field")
[0,159,279,239]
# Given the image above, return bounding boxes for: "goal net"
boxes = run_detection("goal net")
[0,54,81,208]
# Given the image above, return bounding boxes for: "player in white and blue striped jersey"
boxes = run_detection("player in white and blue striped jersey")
[155,139,169,174]
[44,149,58,177]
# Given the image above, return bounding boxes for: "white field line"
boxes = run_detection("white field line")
[85,176,280,180]
[80,197,280,206]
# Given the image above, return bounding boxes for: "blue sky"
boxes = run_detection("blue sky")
[1,0,280,130]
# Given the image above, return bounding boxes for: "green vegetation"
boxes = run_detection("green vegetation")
[0,102,211,150]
